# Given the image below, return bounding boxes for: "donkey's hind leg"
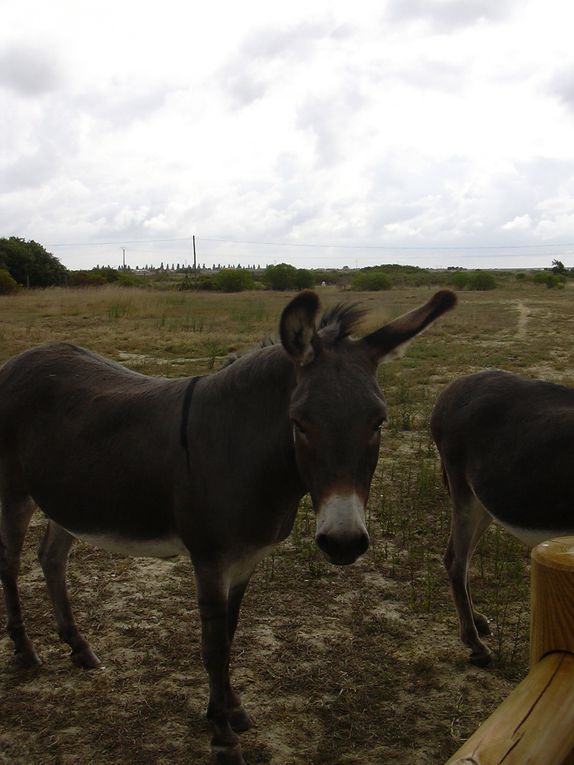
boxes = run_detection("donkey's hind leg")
[0,494,41,667]
[444,480,492,667]
[38,521,100,669]
[465,510,492,637]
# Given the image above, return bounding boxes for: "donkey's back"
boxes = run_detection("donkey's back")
[431,369,574,666]
[431,369,574,536]
[0,342,186,545]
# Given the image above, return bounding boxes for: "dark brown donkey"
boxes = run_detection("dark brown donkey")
[0,289,455,764]
[431,369,574,668]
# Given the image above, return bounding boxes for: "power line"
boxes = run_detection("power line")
[46,234,574,254]
[47,237,193,247]
[199,236,574,252]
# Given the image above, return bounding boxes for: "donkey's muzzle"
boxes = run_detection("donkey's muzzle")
[314,492,370,566]
[315,528,370,566]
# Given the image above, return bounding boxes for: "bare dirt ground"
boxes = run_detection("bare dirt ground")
[0,512,522,765]
[3,283,569,764]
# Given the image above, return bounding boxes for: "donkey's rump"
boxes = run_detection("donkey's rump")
[0,342,185,543]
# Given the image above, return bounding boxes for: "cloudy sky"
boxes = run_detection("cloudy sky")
[2,0,574,271]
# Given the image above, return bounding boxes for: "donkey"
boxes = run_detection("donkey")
[0,288,455,764]
[431,369,574,667]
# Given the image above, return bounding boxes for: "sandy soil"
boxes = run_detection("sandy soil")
[0,513,522,765]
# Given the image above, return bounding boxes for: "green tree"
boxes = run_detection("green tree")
[264,263,298,290]
[552,259,566,276]
[294,268,314,289]
[264,263,314,291]
[0,237,68,287]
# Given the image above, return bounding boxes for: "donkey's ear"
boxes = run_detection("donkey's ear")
[361,290,457,363]
[280,290,321,366]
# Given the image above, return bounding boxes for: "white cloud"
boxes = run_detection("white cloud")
[502,214,533,231]
[2,0,574,270]
[0,42,64,96]
[385,0,520,31]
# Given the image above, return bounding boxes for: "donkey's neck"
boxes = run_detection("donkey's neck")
[188,346,306,544]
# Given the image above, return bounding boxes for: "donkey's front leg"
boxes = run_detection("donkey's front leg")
[194,566,246,765]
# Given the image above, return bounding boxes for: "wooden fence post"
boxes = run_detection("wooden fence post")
[446,536,574,765]
[530,537,574,665]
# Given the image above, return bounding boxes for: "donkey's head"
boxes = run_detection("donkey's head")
[280,289,456,566]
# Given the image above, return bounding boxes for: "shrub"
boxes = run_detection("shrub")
[214,268,254,292]
[449,272,469,290]
[0,268,19,295]
[68,271,106,287]
[533,272,565,289]
[350,270,392,291]
[449,271,496,291]
[467,271,497,291]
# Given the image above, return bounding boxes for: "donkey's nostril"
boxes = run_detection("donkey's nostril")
[356,530,370,556]
[315,530,370,565]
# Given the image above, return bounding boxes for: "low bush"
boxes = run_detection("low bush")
[214,268,254,292]
[350,270,392,291]
[0,268,19,295]
[533,272,565,289]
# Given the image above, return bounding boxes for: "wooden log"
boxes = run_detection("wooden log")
[530,536,574,665]
[446,537,574,765]
[446,652,574,764]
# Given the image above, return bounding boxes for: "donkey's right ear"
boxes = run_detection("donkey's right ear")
[361,289,457,363]
[280,290,321,366]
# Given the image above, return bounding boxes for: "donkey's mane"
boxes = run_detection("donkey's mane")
[318,302,367,344]
[222,302,368,368]
[220,337,275,368]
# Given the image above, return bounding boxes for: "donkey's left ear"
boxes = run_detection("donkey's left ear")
[361,290,457,363]
[280,290,321,366]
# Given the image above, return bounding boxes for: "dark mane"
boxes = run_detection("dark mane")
[220,337,275,368]
[319,303,367,344]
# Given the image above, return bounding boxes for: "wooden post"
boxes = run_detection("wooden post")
[446,536,574,765]
[530,536,574,665]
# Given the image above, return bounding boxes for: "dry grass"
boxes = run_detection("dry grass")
[0,281,573,764]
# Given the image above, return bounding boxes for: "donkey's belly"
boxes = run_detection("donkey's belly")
[499,520,574,547]
[65,529,188,559]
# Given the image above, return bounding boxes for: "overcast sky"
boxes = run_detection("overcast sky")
[2,0,574,271]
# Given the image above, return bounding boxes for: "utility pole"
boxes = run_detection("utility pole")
[122,248,126,270]
[192,236,198,286]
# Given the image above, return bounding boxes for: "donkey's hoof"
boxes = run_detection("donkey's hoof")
[71,648,101,670]
[474,613,491,636]
[14,648,42,670]
[211,744,245,765]
[469,649,492,668]
[228,706,253,733]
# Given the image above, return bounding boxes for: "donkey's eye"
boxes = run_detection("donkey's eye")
[292,420,308,439]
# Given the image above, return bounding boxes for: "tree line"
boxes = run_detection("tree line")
[2,236,570,295]
[0,237,67,293]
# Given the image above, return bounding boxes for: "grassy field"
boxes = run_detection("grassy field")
[0,281,572,764]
